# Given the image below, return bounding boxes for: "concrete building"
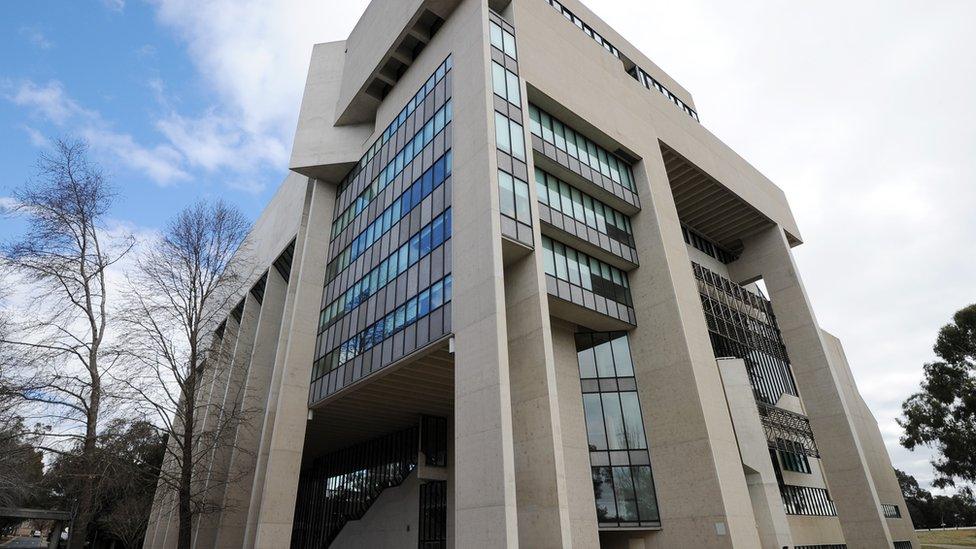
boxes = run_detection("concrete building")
[143,0,918,547]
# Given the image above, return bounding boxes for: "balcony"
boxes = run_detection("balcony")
[780,484,837,517]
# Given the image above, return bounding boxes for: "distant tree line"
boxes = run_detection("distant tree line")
[897,469,976,529]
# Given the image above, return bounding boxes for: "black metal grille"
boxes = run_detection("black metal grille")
[781,484,837,516]
[274,239,296,282]
[758,402,820,458]
[795,545,847,549]
[418,480,447,548]
[291,426,419,548]
[883,503,902,518]
[692,262,798,404]
[893,542,912,549]
[421,416,447,467]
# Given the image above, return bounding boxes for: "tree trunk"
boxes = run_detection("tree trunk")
[69,381,100,549]
[178,393,195,549]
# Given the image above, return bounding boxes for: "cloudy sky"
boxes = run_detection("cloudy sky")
[2,0,974,490]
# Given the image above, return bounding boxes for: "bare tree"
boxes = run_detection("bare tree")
[0,139,131,548]
[119,199,252,549]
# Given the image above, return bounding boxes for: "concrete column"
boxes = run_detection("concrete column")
[503,252,573,548]
[718,358,794,549]
[251,178,335,548]
[185,317,239,549]
[624,144,761,548]
[448,0,519,547]
[728,225,893,549]
[193,296,261,549]
[242,267,297,548]
[550,321,602,547]
[822,330,920,548]
[214,270,288,549]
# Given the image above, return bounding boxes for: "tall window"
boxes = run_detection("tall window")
[576,332,660,527]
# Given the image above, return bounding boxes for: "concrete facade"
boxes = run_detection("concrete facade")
[144,1,918,548]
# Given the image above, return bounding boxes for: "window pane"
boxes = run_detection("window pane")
[535,169,548,206]
[610,335,634,377]
[502,30,517,59]
[633,466,660,522]
[555,244,568,280]
[542,238,555,276]
[592,467,618,523]
[619,392,646,449]
[505,70,521,105]
[491,63,507,99]
[566,249,581,286]
[529,105,542,136]
[601,393,627,450]
[510,120,525,160]
[612,467,638,521]
[514,177,531,224]
[577,346,597,379]
[489,22,504,51]
[494,112,511,154]
[553,120,566,150]
[497,170,515,217]
[541,112,553,142]
[582,394,607,450]
[593,335,614,377]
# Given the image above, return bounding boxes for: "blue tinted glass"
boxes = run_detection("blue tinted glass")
[433,156,445,182]
[421,225,432,255]
[431,280,443,309]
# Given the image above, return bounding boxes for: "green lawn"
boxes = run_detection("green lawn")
[918,528,976,547]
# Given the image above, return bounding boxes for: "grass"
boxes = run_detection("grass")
[918,528,976,547]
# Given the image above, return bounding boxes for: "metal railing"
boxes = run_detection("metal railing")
[781,484,837,517]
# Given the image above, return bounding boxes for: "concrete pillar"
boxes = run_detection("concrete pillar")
[718,358,794,549]
[550,321,602,547]
[242,266,297,548]
[622,144,762,548]
[181,317,239,549]
[503,252,574,548]
[251,178,335,548]
[448,0,519,546]
[822,330,920,548]
[193,295,261,549]
[728,225,893,549]
[214,270,288,549]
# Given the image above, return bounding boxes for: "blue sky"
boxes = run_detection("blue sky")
[1,0,368,231]
[3,0,975,491]
[2,0,223,228]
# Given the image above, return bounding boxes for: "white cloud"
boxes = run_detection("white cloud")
[6,80,90,125]
[4,79,189,185]
[147,0,369,173]
[21,125,49,148]
[155,110,285,173]
[20,26,53,50]
[590,0,976,488]
[81,127,188,185]
[102,0,125,13]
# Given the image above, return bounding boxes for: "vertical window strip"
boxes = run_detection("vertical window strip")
[576,332,660,527]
